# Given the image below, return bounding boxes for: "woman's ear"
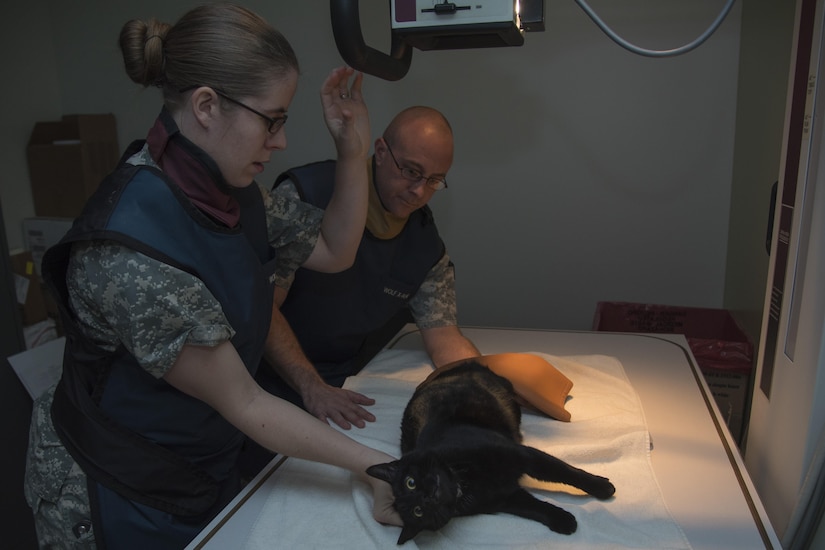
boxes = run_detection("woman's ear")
[189,86,219,129]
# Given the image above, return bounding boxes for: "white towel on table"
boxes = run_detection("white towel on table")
[243,349,691,549]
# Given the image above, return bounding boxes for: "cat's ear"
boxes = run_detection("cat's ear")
[366,461,399,483]
[397,524,423,545]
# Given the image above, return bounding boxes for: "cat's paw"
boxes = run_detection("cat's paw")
[590,477,616,500]
[548,508,577,535]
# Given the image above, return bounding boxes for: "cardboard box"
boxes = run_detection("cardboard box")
[10,250,48,326]
[23,217,74,279]
[593,301,754,444]
[27,114,119,218]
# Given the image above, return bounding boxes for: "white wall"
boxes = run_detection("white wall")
[1,0,742,330]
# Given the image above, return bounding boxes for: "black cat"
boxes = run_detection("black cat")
[367,361,616,545]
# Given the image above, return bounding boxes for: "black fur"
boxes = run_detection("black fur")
[366,361,615,544]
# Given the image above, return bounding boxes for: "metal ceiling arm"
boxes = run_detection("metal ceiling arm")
[330,0,412,81]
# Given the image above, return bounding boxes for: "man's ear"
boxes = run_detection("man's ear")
[373,137,387,165]
[189,86,219,129]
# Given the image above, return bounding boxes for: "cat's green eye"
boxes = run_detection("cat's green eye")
[413,506,423,518]
[404,476,416,490]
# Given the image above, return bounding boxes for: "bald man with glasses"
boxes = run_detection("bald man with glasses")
[248,106,479,454]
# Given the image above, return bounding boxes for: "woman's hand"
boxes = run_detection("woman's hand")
[320,66,370,161]
[366,474,403,526]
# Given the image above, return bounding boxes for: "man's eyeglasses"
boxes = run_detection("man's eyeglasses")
[383,140,448,191]
[213,90,288,135]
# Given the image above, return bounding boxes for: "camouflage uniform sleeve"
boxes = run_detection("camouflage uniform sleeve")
[257,180,323,289]
[24,384,95,548]
[66,240,234,379]
[407,252,459,329]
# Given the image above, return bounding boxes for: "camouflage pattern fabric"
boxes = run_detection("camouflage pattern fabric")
[407,252,458,329]
[25,386,95,549]
[68,241,235,377]
[261,179,322,289]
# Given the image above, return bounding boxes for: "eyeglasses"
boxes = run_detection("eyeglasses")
[212,90,288,135]
[383,140,448,191]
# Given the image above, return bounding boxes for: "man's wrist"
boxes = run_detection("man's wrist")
[290,362,325,395]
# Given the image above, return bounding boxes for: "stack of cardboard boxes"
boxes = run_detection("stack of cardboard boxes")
[11,114,119,347]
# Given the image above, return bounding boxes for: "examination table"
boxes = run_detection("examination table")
[185,327,780,549]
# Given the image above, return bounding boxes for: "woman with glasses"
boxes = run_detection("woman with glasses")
[24,4,399,549]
